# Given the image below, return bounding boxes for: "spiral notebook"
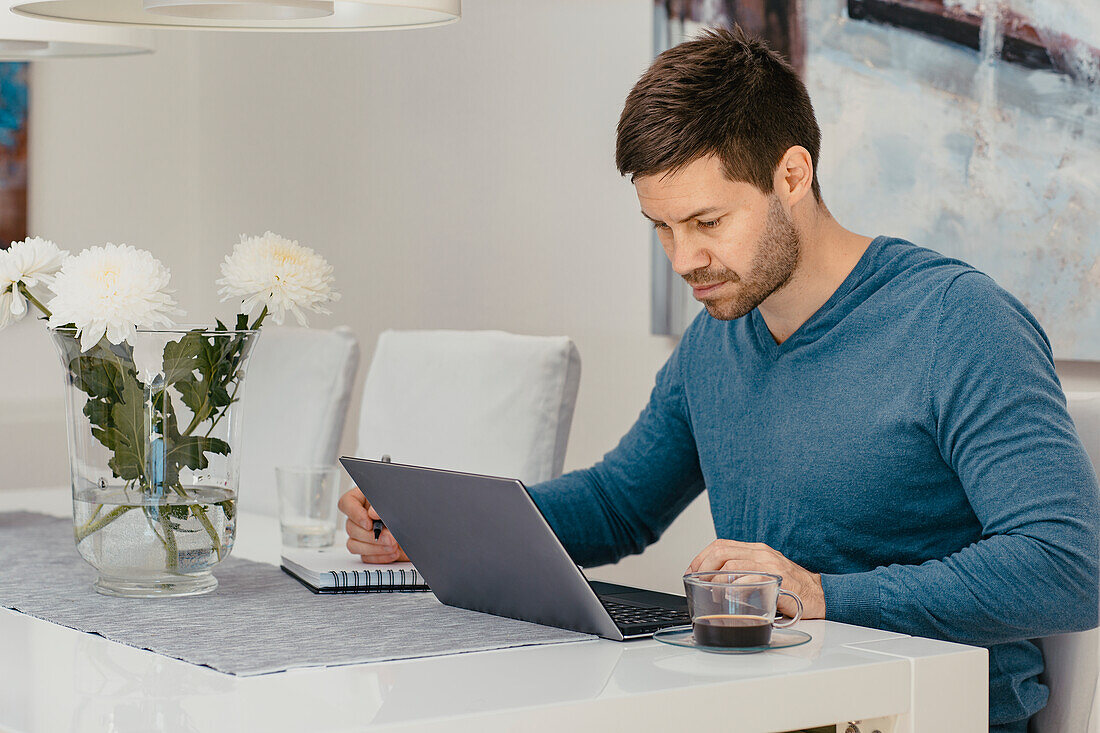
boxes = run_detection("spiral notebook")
[280,546,430,594]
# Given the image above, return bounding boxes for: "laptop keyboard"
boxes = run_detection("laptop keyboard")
[601,598,690,632]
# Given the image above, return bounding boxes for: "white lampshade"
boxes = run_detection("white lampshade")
[0,2,152,58]
[12,0,460,31]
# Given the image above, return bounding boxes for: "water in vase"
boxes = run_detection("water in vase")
[72,485,236,596]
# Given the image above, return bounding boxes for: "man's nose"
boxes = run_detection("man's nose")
[667,232,710,276]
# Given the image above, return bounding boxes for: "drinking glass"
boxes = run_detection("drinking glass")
[275,465,341,547]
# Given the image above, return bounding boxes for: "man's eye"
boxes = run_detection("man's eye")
[698,219,720,229]
[652,221,669,231]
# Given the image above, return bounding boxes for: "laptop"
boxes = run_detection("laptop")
[340,457,690,640]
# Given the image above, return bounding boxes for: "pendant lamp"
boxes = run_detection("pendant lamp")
[0,1,152,58]
[11,0,461,31]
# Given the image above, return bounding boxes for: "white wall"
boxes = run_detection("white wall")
[2,0,1098,594]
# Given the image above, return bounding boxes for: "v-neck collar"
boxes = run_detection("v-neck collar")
[750,236,886,360]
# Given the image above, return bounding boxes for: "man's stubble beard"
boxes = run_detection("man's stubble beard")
[691,195,801,321]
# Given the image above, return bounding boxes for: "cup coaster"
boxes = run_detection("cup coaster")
[652,625,812,654]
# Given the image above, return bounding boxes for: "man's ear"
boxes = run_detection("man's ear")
[772,145,814,208]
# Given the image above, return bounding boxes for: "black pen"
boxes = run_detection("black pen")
[373,455,391,540]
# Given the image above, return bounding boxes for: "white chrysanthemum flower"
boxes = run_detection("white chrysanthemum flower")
[0,279,16,331]
[0,237,68,330]
[216,231,339,327]
[47,243,183,352]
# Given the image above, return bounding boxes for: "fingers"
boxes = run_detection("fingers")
[344,517,410,563]
[686,538,724,573]
[345,516,398,548]
[345,525,409,562]
[337,487,372,529]
[687,540,783,576]
[337,486,384,526]
[684,540,824,619]
[337,486,410,562]
[686,539,768,574]
[347,534,406,563]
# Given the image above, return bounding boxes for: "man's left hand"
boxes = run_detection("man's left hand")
[686,540,826,619]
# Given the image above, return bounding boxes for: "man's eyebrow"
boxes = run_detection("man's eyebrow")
[640,206,724,224]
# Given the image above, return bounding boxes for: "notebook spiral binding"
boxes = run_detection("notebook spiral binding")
[325,568,420,589]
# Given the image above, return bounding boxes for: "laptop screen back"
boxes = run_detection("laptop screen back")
[339,457,619,637]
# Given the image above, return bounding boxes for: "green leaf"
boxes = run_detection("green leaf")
[161,333,204,386]
[208,384,232,409]
[105,339,136,365]
[176,379,209,422]
[83,399,113,430]
[194,335,228,379]
[109,443,144,481]
[164,434,230,471]
[236,313,249,331]
[91,425,127,453]
[149,389,168,415]
[72,356,126,402]
[204,437,231,456]
[160,386,230,488]
[108,375,150,484]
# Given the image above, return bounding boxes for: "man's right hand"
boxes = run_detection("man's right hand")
[338,487,410,563]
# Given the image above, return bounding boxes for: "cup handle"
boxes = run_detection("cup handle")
[773,589,803,628]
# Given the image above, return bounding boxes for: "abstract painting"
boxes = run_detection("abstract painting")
[652,0,1100,361]
[0,62,28,250]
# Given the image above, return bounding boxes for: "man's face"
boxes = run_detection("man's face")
[636,155,801,321]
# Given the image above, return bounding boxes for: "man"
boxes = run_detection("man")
[339,27,1099,731]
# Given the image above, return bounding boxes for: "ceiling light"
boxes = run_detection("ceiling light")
[12,0,461,31]
[144,0,333,20]
[0,1,153,58]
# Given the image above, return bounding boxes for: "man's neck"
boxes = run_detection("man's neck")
[757,206,874,345]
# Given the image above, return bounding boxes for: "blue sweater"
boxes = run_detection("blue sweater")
[529,236,1099,730]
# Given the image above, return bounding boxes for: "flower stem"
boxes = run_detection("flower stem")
[159,510,180,571]
[142,508,169,551]
[75,505,133,544]
[181,395,212,437]
[17,282,52,319]
[203,380,241,438]
[249,306,268,331]
[194,506,223,562]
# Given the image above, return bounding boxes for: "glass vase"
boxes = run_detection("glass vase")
[51,326,259,597]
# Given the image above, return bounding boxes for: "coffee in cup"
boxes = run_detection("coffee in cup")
[692,613,774,647]
[682,571,803,649]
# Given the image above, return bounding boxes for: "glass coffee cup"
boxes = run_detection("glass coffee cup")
[682,571,803,648]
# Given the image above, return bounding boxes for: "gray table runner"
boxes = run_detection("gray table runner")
[0,512,594,675]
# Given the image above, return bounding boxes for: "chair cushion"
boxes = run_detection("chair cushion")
[1067,391,1100,472]
[237,326,360,516]
[355,329,581,485]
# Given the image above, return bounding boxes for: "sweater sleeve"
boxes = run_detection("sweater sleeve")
[821,271,1100,645]
[526,339,706,568]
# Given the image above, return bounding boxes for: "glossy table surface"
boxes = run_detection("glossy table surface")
[0,487,988,733]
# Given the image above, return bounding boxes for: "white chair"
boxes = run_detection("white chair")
[1031,391,1100,733]
[236,326,360,516]
[355,329,581,485]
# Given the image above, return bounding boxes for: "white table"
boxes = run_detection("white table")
[0,487,988,733]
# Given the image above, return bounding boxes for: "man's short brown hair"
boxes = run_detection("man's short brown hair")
[616,26,822,202]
